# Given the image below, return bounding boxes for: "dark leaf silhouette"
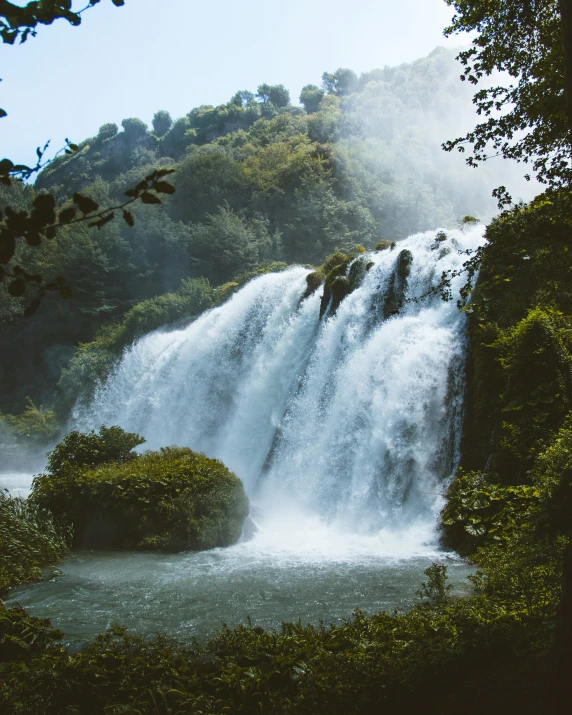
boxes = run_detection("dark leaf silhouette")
[153,181,175,195]
[140,192,161,204]
[122,210,134,227]
[73,193,99,215]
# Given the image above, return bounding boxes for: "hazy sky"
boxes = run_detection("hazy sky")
[1,0,464,166]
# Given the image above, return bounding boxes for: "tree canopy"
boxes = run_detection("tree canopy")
[1,48,514,417]
[443,0,571,202]
[0,0,176,315]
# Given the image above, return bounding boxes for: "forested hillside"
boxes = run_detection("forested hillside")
[0,47,533,441]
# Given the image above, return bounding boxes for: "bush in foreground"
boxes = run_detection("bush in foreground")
[0,590,554,714]
[31,428,249,551]
[0,489,70,593]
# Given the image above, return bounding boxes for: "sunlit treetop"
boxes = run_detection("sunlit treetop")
[443,0,570,204]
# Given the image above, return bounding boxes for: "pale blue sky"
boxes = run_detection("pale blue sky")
[1,0,463,166]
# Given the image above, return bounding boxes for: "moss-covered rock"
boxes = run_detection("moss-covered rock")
[322,252,349,275]
[396,249,413,281]
[303,269,324,299]
[31,442,249,552]
[348,257,368,291]
[329,275,351,314]
[375,249,414,320]
[374,239,395,252]
[318,252,353,318]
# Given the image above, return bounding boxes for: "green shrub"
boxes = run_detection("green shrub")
[489,308,572,482]
[0,489,71,593]
[462,192,572,476]
[0,399,60,469]
[2,398,59,442]
[441,469,541,554]
[469,532,566,619]
[416,563,453,604]
[0,603,64,663]
[31,439,249,551]
[0,595,552,714]
[45,425,144,476]
[531,413,572,535]
[460,214,479,226]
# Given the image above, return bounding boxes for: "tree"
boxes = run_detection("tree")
[443,0,572,690]
[0,1,175,315]
[322,68,358,97]
[267,84,290,108]
[188,205,272,284]
[159,116,192,158]
[97,122,119,142]
[443,0,571,203]
[300,84,324,114]
[255,83,272,108]
[231,90,256,108]
[121,117,148,140]
[256,83,290,109]
[152,110,172,138]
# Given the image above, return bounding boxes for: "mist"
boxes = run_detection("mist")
[334,47,538,236]
[0,45,541,487]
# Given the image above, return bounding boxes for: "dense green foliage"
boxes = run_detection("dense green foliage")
[0,575,555,714]
[0,398,59,467]
[0,489,70,593]
[457,192,572,482]
[439,192,572,654]
[44,424,144,473]
[443,1,570,200]
[0,47,513,425]
[31,430,249,551]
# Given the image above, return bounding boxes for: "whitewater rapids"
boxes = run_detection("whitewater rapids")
[5,226,482,645]
[71,225,484,558]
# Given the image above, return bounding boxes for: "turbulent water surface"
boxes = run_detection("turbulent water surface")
[6,226,482,646]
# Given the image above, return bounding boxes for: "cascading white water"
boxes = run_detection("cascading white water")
[73,225,483,557]
[6,227,482,646]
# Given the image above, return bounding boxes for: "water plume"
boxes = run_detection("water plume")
[74,224,483,555]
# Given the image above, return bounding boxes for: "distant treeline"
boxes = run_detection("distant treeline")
[0,47,513,423]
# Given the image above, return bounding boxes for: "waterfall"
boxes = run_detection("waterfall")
[73,226,483,551]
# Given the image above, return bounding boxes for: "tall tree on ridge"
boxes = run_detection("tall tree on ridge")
[443,0,572,204]
[443,0,572,690]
